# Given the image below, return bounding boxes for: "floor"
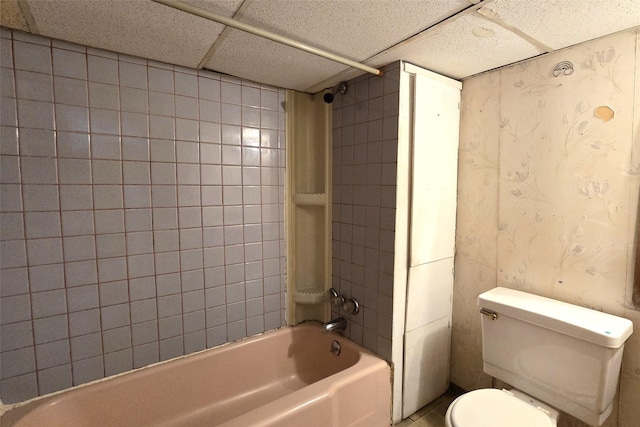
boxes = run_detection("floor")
[393,386,464,427]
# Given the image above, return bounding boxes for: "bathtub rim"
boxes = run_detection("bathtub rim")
[1,324,293,418]
[0,323,288,417]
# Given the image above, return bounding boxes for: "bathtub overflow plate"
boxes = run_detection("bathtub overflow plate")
[330,340,341,356]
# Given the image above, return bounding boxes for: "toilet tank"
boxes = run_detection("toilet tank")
[478,287,633,427]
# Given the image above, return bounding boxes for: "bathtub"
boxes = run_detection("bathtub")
[1,321,391,427]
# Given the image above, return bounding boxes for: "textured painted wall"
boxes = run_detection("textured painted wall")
[0,28,286,404]
[453,28,640,427]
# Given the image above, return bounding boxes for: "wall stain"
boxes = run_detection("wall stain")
[594,106,614,122]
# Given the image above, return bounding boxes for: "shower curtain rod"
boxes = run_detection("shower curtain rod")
[152,0,383,77]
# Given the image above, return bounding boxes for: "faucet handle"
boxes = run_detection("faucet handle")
[327,288,345,307]
[342,297,360,315]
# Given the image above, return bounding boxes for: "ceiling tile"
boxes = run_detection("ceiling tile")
[365,11,545,80]
[228,0,473,61]
[205,29,349,91]
[7,0,637,94]
[1,0,30,32]
[481,0,640,50]
[206,0,471,91]
[26,0,242,68]
[304,67,368,94]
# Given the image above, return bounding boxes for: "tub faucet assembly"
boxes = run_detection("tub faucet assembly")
[323,317,347,333]
[326,288,360,315]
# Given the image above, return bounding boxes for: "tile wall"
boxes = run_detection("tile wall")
[331,62,400,361]
[0,28,286,404]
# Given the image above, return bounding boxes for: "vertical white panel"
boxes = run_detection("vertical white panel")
[392,67,413,424]
[400,65,460,421]
[406,257,453,332]
[410,74,460,267]
[402,317,451,416]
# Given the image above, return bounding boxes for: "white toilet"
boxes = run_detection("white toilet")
[445,287,633,427]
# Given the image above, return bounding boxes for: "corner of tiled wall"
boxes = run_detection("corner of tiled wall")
[331,61,400,361]
[0,27,286,404]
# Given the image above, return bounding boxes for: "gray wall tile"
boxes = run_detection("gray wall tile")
[0,29,286,404]
[331,63,399,360]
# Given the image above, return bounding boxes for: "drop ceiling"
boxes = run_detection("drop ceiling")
[1,0,639,93]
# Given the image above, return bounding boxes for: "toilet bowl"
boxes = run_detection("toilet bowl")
[444,388,559,427]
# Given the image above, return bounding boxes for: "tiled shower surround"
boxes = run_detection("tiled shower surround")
[0,28,286,403]
[331,62,400,361]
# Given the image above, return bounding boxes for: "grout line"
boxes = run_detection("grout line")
[114,54,133,376]
[9,27,42,396]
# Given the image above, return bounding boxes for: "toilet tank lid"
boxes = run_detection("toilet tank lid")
[478,287,633,348]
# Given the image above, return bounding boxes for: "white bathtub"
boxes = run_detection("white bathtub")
[1,321,391,426]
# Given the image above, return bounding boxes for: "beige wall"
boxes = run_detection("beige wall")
[453,27,640,427]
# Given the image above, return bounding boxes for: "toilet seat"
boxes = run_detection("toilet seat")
[447,389,557,427]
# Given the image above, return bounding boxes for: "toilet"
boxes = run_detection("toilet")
[445,287,633,427]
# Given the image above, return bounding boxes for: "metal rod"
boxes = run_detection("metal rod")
[152,0,383,76]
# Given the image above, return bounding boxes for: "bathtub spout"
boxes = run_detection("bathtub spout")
[323,317,347,333]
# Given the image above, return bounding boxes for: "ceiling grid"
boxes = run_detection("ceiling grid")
[0,0,638,92]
